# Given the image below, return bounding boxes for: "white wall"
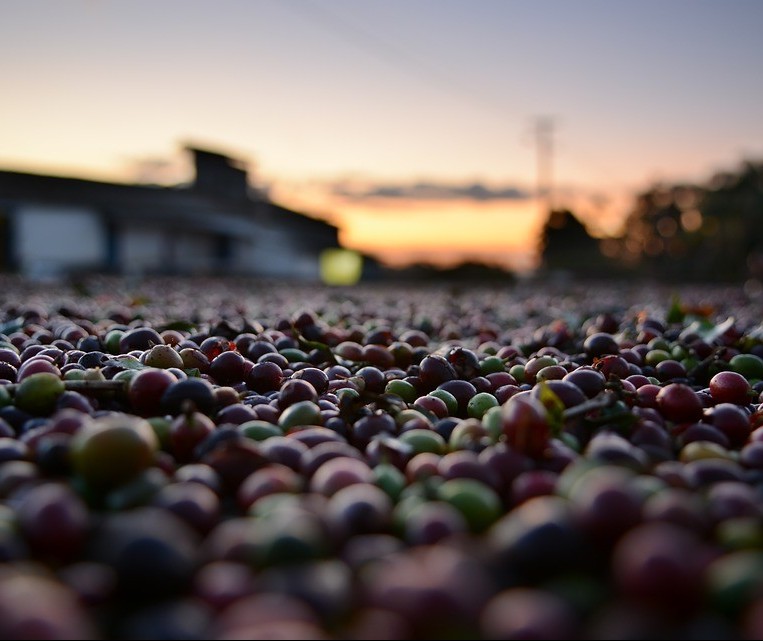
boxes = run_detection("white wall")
[120,227,236,275]
[236,224,320,279]
[14,204,105,277]
[173,233,218,274]
[12,203,323,280]
[119,227,167,275]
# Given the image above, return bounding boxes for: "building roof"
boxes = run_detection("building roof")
[0,149,339,248]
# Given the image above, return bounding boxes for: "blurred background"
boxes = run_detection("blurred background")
[1,0,762,285]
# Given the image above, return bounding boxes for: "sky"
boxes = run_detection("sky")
[2,0,763,272]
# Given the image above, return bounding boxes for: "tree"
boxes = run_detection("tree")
[612,161,763,282]
[538,209,616,279]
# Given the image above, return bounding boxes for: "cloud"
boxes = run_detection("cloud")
[332,180,531,201]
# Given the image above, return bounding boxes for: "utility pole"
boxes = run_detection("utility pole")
[535,116,554,217]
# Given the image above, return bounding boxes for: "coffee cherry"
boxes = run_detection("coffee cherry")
[709,371,753,405]
[656,383,703,423]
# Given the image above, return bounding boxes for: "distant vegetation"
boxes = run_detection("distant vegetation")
[374,260,517,284]
[538,159,763,283]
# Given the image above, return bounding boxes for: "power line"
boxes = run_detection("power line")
[278,0,515,123]
[535,116,554,215]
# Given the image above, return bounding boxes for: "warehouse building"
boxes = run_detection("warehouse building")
[0,146,341,280]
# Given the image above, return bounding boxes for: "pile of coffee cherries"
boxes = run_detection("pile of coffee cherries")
[0,277,762,639]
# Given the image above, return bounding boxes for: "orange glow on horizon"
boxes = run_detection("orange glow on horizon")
[272,185,546,273]
[339,198,542,272]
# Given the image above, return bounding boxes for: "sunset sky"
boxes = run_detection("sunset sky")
[2,0,763,272]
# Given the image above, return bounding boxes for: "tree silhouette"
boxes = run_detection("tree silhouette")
[538,208,616,278]
[612,161,763,282]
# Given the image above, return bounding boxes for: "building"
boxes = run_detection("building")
[0,146,341,280]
